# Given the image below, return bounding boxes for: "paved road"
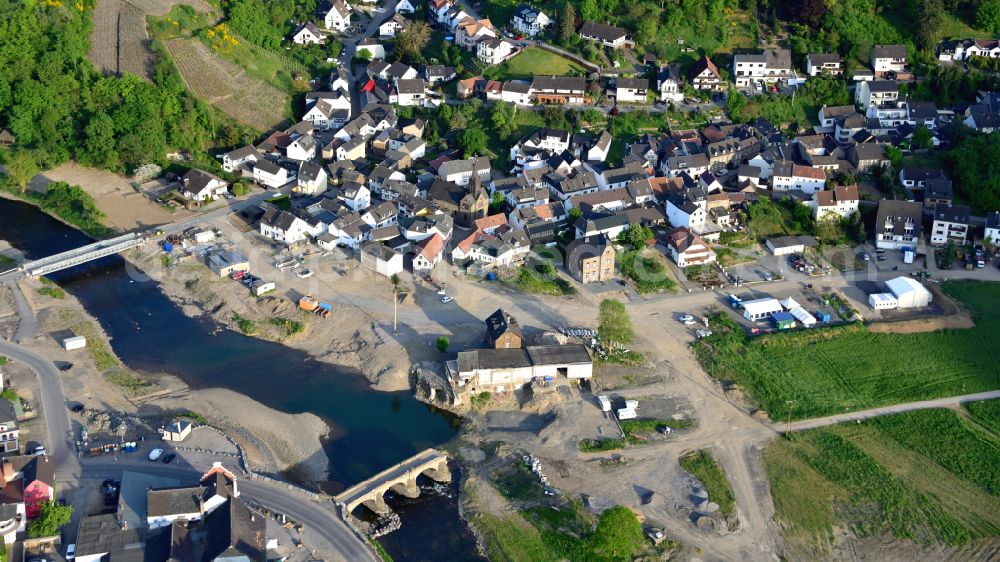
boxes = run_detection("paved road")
[8,282,37,343]
[0,340,376,562]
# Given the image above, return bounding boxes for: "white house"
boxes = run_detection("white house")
[286,134,317,161]
[455,18,496,49]
[361,200,398,228]
[323,0,352,31]
[772,162,826,194]
[806,53,842,76]
[295,161,328,195]
[222,145,261,173]
[930,203,971,246]
[477,37,516,65]
[511,5,551,37]
[665,227,716,268]
[336,136,367,161]
[661,153,709,178]
[252,159,291,188]
[292,22,323,45]
[379,13,407,37]
[587,130,612,162]
[871,44,907,76]
[656,65,684,102]
[396,0,416,13]
[985,211,1000,245]
[180,169,228,202]
[259,208,314,245]
[732,49,793,88]
[613,77,649,104]
[500,81,533,106]
[391,78,428,106]
[360,241,404,277]
[302,95,352,130]
[578,21,628,48]
[413,232,445,271]
[338,181,371,211]
[439,156,491,186]
[666,192,707,232]
[811,184,859,220]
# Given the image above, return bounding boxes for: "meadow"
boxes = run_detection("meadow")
[694,281,1000,420]
[766,404,1000,554]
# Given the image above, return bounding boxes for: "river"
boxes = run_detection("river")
[0,198,484,562]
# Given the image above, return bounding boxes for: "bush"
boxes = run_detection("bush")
[27,501,73,538]
[680,450,736,515]
[37,286,65,299]
[232,313,256,335]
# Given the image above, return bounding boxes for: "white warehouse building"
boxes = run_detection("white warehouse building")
[868,276,932,310]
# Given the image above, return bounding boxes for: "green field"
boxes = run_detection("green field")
[766,405,1000,553]
[490,47,585,81]
[694,281,1000,420]
[679,450,736,516]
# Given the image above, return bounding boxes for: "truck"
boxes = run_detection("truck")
[727,294,743,309]
[904,250,915,264]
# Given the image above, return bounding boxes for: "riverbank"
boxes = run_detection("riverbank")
[119,224,426,391]
[0,244,334,483]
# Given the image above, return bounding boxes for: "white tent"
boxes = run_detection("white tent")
[779,297,801,310]
[789,306,816,326]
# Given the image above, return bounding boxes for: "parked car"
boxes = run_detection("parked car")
[148,448,163,461]
[295,269,314,279]
[66,543,76,561]
[860,252,870,261]
[162,453,177,464]
[441,296,454,304]
[68,402,84,413]
[678,314,695,323]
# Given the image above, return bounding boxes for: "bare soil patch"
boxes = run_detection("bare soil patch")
[30,163,197,232]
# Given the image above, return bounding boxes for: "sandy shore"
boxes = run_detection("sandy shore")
[2,240,334,484]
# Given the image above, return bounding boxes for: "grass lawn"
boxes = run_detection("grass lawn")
[679,450,736,516]
[765,406,1000,552]
[694,281,1000,420]
[618,249,678,294]
[491,47,585,81]
[503,265,576,296]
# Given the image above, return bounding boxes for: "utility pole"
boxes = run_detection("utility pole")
[390,274,401,334]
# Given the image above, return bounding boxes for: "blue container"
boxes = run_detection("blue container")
[485,272,497,281]
[163,242,173,253]
[815,311,831,322]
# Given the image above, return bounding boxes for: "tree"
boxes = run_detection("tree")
[917,0,944,50]
[436,336,449,353]
[978,0,1000,33]
[635,18,658,47]
[28,500,73,538]
[390,273,401,334]
[567,206,583,225]
[490,191,506,211]
[6,149,38,194]
[543,105,568,128]
[82,112,118,169]
[590,506,644,560]
[580,0,599,20]
[912,126,933,150]
[356,48,373,61]
[727,90,747,121]
[559,2,577,45]
[814,213,842,244]
[598,299,633,348]
[395,21,432,63]
[491,101,517,140]
[619,224,653,251]
[460,125,488,157]
[231,181,251,196]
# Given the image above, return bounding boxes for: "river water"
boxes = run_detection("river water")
[0,198,484,561]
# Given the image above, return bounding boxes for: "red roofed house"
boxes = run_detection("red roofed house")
[3,455,53,519]
[473,213,508,234]
[414,233,445,271]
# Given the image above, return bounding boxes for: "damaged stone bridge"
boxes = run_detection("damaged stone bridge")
[334,448,451,515]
